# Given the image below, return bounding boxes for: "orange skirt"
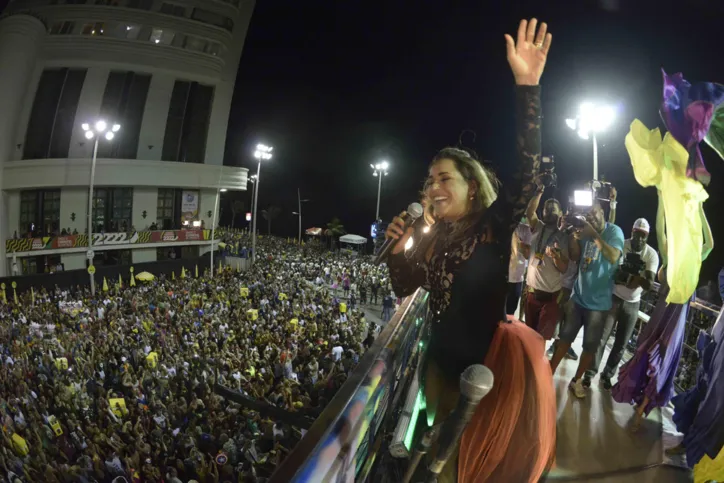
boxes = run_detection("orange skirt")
[456,318,557,482]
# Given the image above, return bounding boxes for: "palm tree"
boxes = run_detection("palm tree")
[230,200,246,228]
[261,205,282,235]
[325,217,346,251]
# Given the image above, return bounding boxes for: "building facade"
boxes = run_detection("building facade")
[0,0,254,276]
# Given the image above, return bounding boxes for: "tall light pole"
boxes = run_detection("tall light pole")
[251,144,272,264]
[566,102,615,181]
[209,161,226,279]
[370,161,389,220]
[82,120,120,295]
[292,188,309,244]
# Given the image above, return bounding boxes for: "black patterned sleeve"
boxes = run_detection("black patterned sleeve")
[387,253,427,298]
[502,85,542,233]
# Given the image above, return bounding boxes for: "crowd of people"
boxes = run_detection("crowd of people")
[0,233,394,483]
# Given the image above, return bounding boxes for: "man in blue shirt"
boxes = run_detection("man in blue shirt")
[550,201,624,399]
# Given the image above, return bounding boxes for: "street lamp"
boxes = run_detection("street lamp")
[251,144,272,264]
[566,102,615,181]
[82,120,121,295]
[371,161,389,220]
[292,188,310,245]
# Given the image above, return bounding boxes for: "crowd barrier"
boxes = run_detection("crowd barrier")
[270,288,429,482]
[0,254,218,294]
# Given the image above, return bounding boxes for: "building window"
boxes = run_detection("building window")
[92,188,107,233]
[157,188,180,229]
[206,42,221,56]
[93,188,133,232]
[50,21,75,35]
[18,190,60,236]
[19,191,38,235]
[191,8,234,32]
[160,2,186,17]
[150,27,174,45]
[42,190,61,235]
[23,68,87,160]
[98,71,151,159]
[124,24,140,39]
[162,81,214,163]
[81,22,105,35]
[111,188,133,231]
[183,35,208,53]
[127,0,152,9]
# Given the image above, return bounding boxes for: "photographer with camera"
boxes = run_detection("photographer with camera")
[523,176,569,342]
[550,201,624,399]
[584,218,659,390]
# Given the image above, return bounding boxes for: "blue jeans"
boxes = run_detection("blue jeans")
[558,302,608,353]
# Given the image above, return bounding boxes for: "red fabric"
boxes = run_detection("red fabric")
[524,294,559,340]
[458,318,556,482]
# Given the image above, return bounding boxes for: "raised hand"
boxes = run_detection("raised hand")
[505,18,552,86]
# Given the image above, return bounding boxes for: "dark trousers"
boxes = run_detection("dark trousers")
[585,295,640,380]
[506,282,523,316]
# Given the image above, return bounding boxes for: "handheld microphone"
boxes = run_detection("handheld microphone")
[426,364,494,480]
[373,202,424,265]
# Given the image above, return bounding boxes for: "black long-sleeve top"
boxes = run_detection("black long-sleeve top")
[388,85,542,379]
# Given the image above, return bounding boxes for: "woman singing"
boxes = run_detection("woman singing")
[385,19,556,482]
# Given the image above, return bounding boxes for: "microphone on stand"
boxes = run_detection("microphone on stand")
[373,202,424,265]
[426,364,494,481]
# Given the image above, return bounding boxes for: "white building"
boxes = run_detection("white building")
[0,0,254,276]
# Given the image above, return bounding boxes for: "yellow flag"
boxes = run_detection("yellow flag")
[118,274,123,289]
[102,277,109,292]
[195,265,198,278]
[130,273,136,287]
[13,288,18,305]
[172,271,176,280]
[31,287,35,305]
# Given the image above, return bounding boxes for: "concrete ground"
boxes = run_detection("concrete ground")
[547,332,693,482]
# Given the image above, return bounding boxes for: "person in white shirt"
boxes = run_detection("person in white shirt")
[523,183,570,341]
[585,217,659,389]
[507,222,532,316]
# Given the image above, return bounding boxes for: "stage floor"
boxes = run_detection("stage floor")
[547,334,693,482]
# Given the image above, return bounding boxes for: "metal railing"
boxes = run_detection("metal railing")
[270,288,429,482]
[634,283,721,393]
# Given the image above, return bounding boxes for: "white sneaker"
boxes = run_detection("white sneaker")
[569,378,586,399]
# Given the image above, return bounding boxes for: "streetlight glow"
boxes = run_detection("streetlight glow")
[82,119,120,296]
[254,144,273,161]
[371,160,390,220]
[251,143,273,265]
[566,102,616,181]
[566,102,615,139]
[220,188,228,192]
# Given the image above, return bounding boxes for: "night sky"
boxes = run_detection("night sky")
[224,0,724,286]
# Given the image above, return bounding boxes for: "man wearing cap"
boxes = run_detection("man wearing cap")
[585,217,659,389]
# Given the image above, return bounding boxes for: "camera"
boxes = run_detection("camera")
[540,156,557,188]
[561,214,586,233]
[615,252,646,286]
